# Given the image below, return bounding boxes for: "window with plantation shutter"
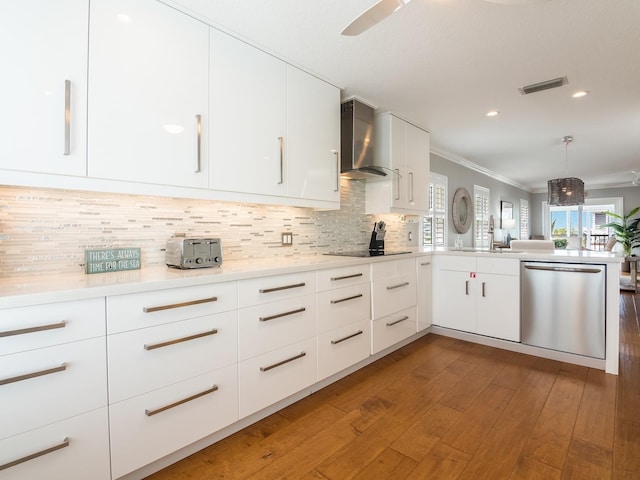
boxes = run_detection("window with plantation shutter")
[474,185,490,248]
[423,173,448,246]
[520,199,529,240]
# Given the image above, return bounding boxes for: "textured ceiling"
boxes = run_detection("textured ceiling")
[164,0,640,192]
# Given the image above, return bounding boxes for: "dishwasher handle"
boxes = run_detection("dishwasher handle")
[524,265,602,274]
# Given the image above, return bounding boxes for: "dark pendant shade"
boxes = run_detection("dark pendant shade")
[547,177,585,206]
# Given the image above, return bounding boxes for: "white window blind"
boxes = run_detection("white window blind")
[423,173,448,246]
[474,185,490,248]
[520,199,529,240]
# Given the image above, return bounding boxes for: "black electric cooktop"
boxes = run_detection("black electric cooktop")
[323,250,412,258]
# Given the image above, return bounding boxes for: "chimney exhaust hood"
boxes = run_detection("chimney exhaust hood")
[340,99,388,179]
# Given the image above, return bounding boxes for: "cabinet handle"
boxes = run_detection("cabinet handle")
[523,265,602,274]
[409,172,414,202]
[145,385,218,417]
[420,262,431,267]
[465,280,469,295]
[331,330,364,345]
[259,307,306,322]
[386,315,409,327]
[330,293,363,304]
[260,352,306,372]
[144,329,218,351]
[387,282,410,290]
[0,321,66,338]
[278,136,284,184]
[333,150,340,192]
[143,296,217,313]
[259,282,305,294]
[330,273,363,281]
[195,114,202,173]
[64,80,71,155]
[0,363,67,386]
[482,282,486,297]
[0,437,70,472]
[395,168,400,200]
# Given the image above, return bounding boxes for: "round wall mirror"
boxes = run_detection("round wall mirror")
[452,188,473,234]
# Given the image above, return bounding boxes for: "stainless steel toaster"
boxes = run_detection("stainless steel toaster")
[165,237,223,269]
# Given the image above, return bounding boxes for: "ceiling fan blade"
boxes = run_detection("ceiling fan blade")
[341,0,411,36]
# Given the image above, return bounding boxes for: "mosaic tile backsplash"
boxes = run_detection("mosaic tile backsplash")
[0,179,417,278]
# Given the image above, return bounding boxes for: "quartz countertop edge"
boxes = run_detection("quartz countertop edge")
[0,249,622,309]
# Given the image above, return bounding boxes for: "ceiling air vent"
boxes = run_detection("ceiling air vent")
[519,76,568,95]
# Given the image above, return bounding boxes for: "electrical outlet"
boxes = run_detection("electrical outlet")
[281,232,293,246]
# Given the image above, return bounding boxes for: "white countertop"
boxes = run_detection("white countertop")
[0,248,622,309]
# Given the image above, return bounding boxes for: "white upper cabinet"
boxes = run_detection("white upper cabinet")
[88,0,209,188]
[287,66,341,203]
[209,28,287,197]
[0,0,89,176]
[366,114,430,215]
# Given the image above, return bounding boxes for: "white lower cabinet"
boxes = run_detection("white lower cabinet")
[109,365,238,479]
[317,320,371,380]
[0,407,110,480]
[372,306,417,354]
[416,256,433,331]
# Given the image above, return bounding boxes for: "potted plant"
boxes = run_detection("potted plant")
[601,207,640,270]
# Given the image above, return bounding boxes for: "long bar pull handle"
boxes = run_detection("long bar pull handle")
[386,315,409,327]
[145,385,218,417]
[0,321,66,338]
[143,296,217,313]
[144,329,218,351]
[331,273,364,281]
[331,330,364,345]
[195,114,202,173]
[260,352,306,372]
[259,307,306,322]
[0,363,67,386]
[333,150,340,192]
[0,437,70,472]
[524,265,602,274]
[330,294,363,305]
[465,280,469,295]
[420,262,431,267]
[259,282,305,294]
[278,136,284,184]
[482,282,486,297]
[395,168,401,200]
[409,172,414,202]
[64,80,71,155]
[387,282,410,290]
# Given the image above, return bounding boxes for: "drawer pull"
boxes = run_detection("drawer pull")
[260,352,306,372]
[386,316,410,327]
[330,273,364,281]
[0,321,66,338]
[0,437,70,472]
[145,385,218,417]
[259,282,306,294]
[143,296,218,313]
[482,282,486,297]
[420,262,431,266]
[144,329,218,351]
[387,282,410,290]
[331,330,364,345]
[0,363,67,386]
[259,307,306,322]
[330,294,363,304]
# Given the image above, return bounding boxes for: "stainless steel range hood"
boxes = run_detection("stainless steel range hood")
[340,99,388,179]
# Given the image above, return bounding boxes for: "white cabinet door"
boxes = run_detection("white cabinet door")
[88,0,209,188]
[405,122,430,213]
[416,257,433,331]
[286,66,341,203]
[476,273,520,342]
[0,0,88,176]
[209,27,287,196]
[433,269,476,333]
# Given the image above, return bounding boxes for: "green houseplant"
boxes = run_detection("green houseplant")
[601,207,640,258]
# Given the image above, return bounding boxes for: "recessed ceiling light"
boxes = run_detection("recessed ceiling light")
[486,110,499,117]
[572,90,589,98]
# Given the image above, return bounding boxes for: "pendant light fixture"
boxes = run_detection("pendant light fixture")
[547,135,585,206]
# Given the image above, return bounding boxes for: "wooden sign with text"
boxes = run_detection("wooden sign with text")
[85,248,141,274]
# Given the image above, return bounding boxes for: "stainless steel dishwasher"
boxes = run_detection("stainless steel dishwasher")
[521,261,605,359]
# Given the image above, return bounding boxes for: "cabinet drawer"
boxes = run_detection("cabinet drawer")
[317,319,370,381]
[107,281,237,334]
[238,295,315,361]
[372,306,416,354]
[0,407,110,480]
[239,271,316,308]
[434,254,476,272]
[109,364,238,479]
[1,337,107,440]
[476,256,519,276]
[371,257,415,280]
[317,283,371,334]
[238,337,317,418]
[0,298,105,355]
[108,310,237,403]
[316,264,371,292]
[371,273,416,319]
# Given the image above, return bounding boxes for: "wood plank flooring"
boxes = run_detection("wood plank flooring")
[147,292,640,479]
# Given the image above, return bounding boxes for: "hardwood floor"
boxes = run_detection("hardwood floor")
[147,293,640,479]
